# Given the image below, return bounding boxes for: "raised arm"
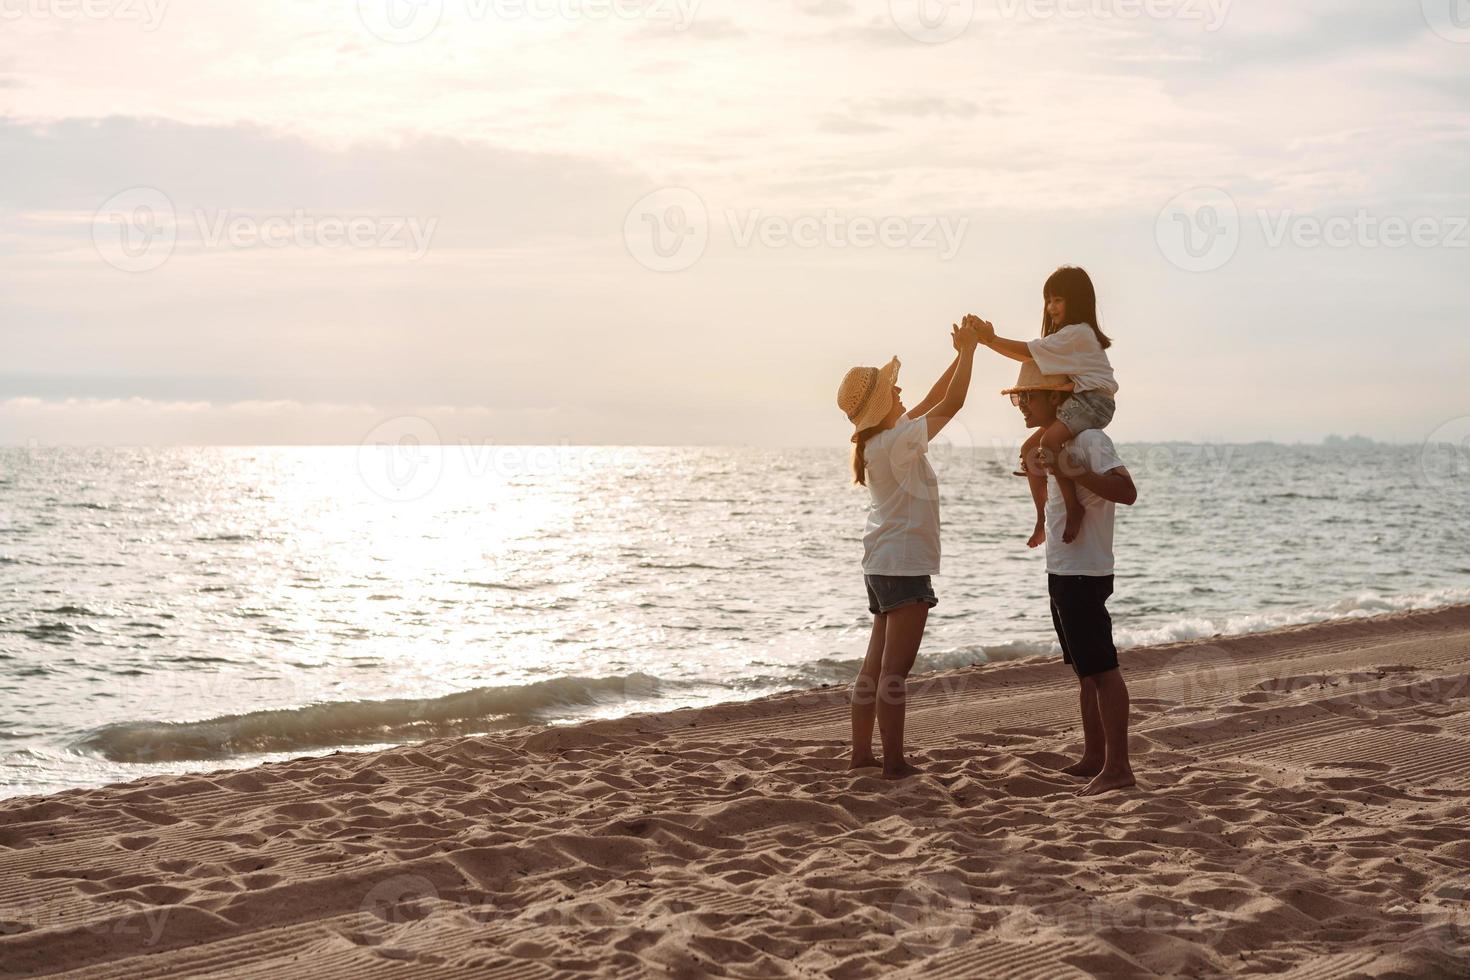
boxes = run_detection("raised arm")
[919,325,978,441]
[907,327,963,418]
[963,315,1032,363]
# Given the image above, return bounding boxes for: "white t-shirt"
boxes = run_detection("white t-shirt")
[1045,429,1125,577]
[860,414,941,576]
[1027,323,1119,395]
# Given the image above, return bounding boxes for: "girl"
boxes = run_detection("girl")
[967,266,1117,547]
[835,322,978,779]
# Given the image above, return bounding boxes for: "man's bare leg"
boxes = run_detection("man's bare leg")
[1080,668,1135,795]
[877,603,927,779]
[849,613,886,770]
[1060,675,1105,778]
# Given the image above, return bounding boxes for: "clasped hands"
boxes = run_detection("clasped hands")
[950,314,996,352]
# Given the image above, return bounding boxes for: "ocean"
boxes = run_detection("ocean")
[2,442,1468,798]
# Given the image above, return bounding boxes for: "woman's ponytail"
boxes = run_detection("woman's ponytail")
[851,425,885,486]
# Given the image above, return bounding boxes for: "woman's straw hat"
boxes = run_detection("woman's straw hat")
[837,356,901,432]
[1001,360,1074,396]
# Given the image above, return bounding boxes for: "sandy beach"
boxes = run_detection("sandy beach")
[3,604,1469,978]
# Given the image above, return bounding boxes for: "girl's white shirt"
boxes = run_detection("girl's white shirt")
[1027,323,1118,395]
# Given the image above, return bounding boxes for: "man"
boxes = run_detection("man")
[1003,361,1139,796]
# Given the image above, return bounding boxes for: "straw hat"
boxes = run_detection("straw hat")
[837,356,901,432]
[1001,360,1074,396]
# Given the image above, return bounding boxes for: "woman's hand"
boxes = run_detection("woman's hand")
[953,322,980,352]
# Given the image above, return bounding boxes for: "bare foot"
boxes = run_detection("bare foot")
[1059,760,1103,778]
[883,761,923,780]
[848,755,880,771]
[1061,504,1085,544]
[1027,521,1046,549]
[1078,769,1136,796]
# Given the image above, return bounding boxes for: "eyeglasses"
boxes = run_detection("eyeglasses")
[1009,392,1033,406]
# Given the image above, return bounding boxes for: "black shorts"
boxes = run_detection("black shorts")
[1048,573,1119,679]
[865,574,938,616]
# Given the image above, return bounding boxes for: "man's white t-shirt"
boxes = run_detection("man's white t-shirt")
[1045,429,1125,577]
[861,414,941,576]
[1027,323,1119,395]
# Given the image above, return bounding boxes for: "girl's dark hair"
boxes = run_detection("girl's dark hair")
[851,425,886,486]
[1042,266,1112,349]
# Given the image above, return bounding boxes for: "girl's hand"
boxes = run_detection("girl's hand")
[953,323,979,351]
[951,324,963,352]
[972,318,997,345]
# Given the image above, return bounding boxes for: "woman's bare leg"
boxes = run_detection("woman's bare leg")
[877,602,928,779]
[849,614,886,769]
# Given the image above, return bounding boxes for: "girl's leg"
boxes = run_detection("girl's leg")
[849,614,886,769]
[877,602,928,779]
[1040,420,1085,543]
[1020,429,1048,549]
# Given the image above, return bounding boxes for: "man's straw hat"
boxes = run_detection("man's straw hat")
[837,356,901,432]
[1001,360,1074,396]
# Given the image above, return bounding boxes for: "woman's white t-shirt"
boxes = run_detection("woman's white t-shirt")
[860,414,941,576]
[1027,323,1118,395]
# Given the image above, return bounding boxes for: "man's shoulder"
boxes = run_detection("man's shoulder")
[1072,428,1116,452]
[1071,429,1122,471]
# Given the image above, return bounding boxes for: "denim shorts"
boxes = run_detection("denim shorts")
[1048,573,1119,679]
[865,574,938,615]
[1058,390,1116,437]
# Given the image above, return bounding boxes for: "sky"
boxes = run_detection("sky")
[1,0,1467,447]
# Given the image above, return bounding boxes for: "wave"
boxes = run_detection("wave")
[72,672,673,763]
[1108,586,1470,650]
[39,605,106,617]
[740,645,996,691]
[64,587,1470,766]
[977,587,1470,662]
